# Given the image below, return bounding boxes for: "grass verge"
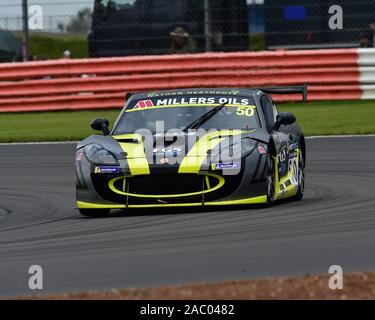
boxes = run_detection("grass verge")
[1,100,375,143]
[15,271,375,300]
[16,32,263,60]
[280,100,375,136]
[15,32,89,60]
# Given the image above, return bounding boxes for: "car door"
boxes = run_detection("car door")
[260,94,297,180]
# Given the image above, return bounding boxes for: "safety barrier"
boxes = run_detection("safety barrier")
[0,48,370,112]
[358,49,375,99]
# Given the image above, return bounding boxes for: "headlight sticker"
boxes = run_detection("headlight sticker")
[214,162,240,170]
[95,166,120,174]
[75,152,84,161]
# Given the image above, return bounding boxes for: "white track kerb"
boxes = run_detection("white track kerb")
[358,49,375,99]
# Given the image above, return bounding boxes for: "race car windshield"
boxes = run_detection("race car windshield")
[113,97,260,134]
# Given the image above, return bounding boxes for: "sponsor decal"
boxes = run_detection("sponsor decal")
[153,147,182,157]
[129,97,255,111]
[76,152,84,161]
[95,166,120,174]
[257,145,267,154]
[133,100,155,110]
[214,162,240,170]
[147,90,241,98]
[278,148,287,163]
[159,158,170,164]
[154,97,251,106]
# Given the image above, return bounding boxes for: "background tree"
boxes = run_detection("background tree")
[64,8,92,33]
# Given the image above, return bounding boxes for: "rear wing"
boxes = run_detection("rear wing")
[254,85,308,101]
[126,85,308,102]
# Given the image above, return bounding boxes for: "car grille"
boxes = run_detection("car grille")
[91,172,244,205]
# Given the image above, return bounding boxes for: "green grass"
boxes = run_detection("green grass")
[0,109,119,143]
[10,32,264,60]
[15,32,89,60]
[278,100,375,136]
[17,32,264,60]
[0,101,375,143]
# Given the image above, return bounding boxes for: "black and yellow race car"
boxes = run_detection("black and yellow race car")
[75,87,307,217]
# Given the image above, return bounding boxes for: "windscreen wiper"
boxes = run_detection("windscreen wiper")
[183,102,228,132]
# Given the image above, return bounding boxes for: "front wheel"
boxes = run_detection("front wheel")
[79,209,110,217]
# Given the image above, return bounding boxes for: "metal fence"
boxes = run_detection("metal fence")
[0,0,374,62]
[265,0,375,49]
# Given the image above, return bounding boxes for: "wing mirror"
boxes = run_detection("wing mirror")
[273,112,296,131]
[91,118,110,136]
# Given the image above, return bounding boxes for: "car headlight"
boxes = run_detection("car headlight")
[212,138,255,162]
[84,144,119,166]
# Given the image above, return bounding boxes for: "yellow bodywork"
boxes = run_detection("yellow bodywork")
[274,148,300,200]
[77,195,267,209]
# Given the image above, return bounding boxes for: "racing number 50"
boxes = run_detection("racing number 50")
[236,106,254,117]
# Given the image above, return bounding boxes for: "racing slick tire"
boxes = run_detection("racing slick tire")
[266,154,276,206]
[291,150,305,201]
[79,209,110,217]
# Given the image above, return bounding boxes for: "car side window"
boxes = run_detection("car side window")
[272,102,279,122]
[261,95,277,131]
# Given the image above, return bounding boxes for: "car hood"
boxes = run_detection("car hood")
[77,129,270,160]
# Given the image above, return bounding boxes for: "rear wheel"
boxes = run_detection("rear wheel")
[266,154,276,206]
[292,150,305,201]
[79,209,110,217]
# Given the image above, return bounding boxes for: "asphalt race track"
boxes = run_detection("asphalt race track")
[0,137,374,297]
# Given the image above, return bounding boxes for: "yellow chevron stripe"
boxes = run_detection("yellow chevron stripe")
[113,134,150,175]
[178,130,243,173]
